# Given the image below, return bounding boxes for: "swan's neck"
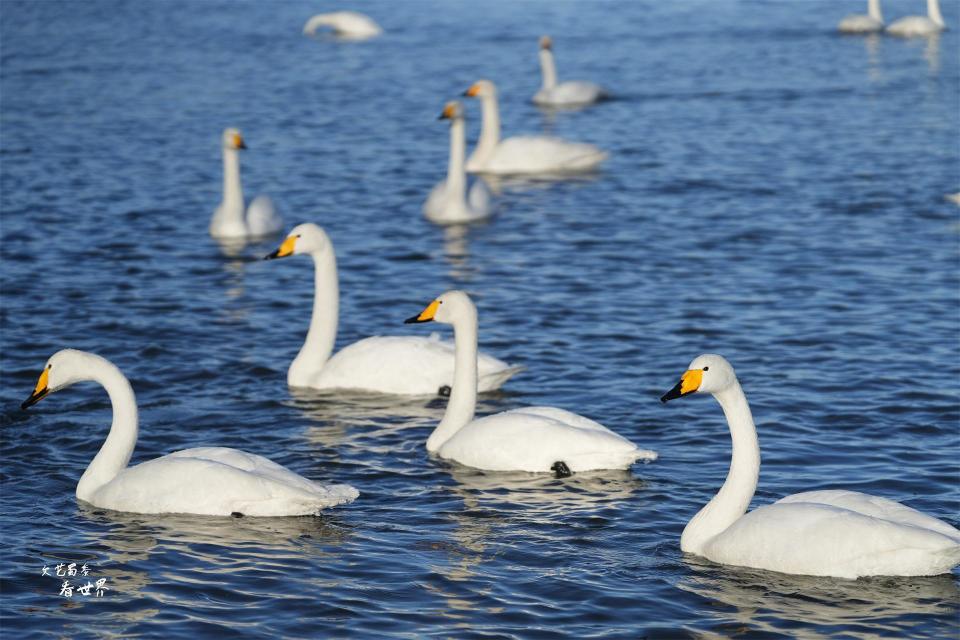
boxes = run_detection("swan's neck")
[539,49,558,90]
[426,309,478,452]
[288,248,339,386]
[76,358,139,502]
[680,380,760,554]
[446,117,467,205]
[927,0,943,25]
[222,147,244,218]
[472,94,501,166]
[868,0,884,22]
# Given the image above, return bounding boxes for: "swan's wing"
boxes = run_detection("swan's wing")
[90,448,358,516]
[467,178,492,213]
[775,490,960,542]
[440,408,655,473]
[245,195,283,237]
[545,81,607,105]
[315,335,518,394]
[423,179,447,216]
[488,136,607,174]
[706,501,960,578]
[838,14,883,32]
[304,11,382,37]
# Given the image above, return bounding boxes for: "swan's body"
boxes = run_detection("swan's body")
[405,291,656,473]
[661,354,960,579]
[886,0,945,36]
[210,128,283,239]
[303,12,382,40]
[838,0,885,32]
[265,225,521,394]
[424,102,492,224]
[464,80,607,175]
[533,36,607,107]
[20,350,357,516]
[946,192,960,205]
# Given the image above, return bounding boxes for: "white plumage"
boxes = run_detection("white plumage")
[424,101,493,224]
[210,128,283,239]
[302,12,382,40]
[533,36,607,107]
[886,0,946,36]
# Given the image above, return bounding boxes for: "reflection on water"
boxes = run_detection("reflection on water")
[924,34,941,74]
[864,34,883,83]
[679,558,960,639]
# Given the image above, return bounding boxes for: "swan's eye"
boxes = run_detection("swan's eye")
[702,366,709,372]
[296,234,301,238]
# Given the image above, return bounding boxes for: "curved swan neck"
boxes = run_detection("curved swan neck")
[288,247,339,386]
[868,0,884,22]
[446,117,467,203]
[474,94,501,163]
[426,308,478,452]
[222,147,244,211]
[76,356,139,502]
[681,380,760,554]
[539,48,558,90]
[927,0,943,25]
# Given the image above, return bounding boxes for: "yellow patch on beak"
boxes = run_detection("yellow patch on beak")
[276,235,297,257]
[442,103,456,118]
[680,369,703,395]
[233,133,244,148]
[417,300,440,321]
[33,367,49,396]
[465,83,481,97]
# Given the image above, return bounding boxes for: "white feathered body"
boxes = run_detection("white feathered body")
[886,16,944,36]
[423,178,492,224]
[533,81,606,107]
[698,490,960,579]
[467,136,607,175]
[84,447,359,516]
[436,406,658,472]
[838,14,884,33]
[303,12,382,39]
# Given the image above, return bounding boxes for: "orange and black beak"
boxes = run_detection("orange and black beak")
[463,83,481,98]
[264,235,297,260]
[21,366,51,410]
[405,299,440,324]
[660,369,703,403]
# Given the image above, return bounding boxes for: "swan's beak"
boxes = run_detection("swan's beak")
[463,84,481,98]
[660,369,702,403]
[233,133,247,150]
[539,35,552,50]
[405,299,440,324]
[264,235,297,260]
[438,103,456,121]
[21,367,51,410]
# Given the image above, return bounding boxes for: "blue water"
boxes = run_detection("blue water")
[2,0,959,637]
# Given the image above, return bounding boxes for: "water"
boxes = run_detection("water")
[1,0,958,637]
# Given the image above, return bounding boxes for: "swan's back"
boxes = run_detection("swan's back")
[89,447,358,516]
[886,16,942,36]
[838,14,883,32]
[439,406,657,473]
[303,12,382,38]
[534,81,606,106]
[483,136,607,175]
[312,335,519,395]
[423,178,492,224]
[704,492,960,578]
[246,195,283,237]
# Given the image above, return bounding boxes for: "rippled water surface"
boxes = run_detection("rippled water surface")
[2,1,959,637]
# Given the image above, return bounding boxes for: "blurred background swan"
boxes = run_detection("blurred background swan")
[838,0,885,33]
[533,36,607,107]
[886,0,946,36]
[424,101,492,224]
[302,11,382,40]
[209,128,283,240]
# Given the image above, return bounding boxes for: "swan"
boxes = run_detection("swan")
[661,354,960,579]
[886,0,946,36]
[20,350,358,516]
[404,290,657,475]
[463,79,608,175]
[946,192,960,205]
[264,224,522,394]
[533,36,607,106]
[838,0,885,33]
[303,12,382,40]
[423,101,492,224]
[209,128,283,240]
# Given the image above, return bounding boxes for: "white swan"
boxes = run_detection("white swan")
[264,225,522,394]
[20,350,358,516]
[661,354,960,579]
[209,128,283,240]
[838,0,885,33]
[405,290,657,474]
[303,12,382,40]
[533,36,607,107]
[886,0,946,36]
[423,101,492,225]
[464,80,608,175]
[946,192,960,205]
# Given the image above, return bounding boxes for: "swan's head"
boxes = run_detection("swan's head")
[21,349,99,409]
[539,35,552,50]
[264,223,331,260]
[660,354,736,403]
[464,79,496,99]
[438,101,464,122]
[222,127,247,151]
[405,290,475,326]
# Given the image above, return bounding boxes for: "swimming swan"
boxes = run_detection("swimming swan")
[424,101,492,224]
[210,128,283,240]
[20,350,358,516]
[264,225,522,394]
[303,11,382,40]
[405,290,657,475]
[661,354,960,578]
[838,0,884,33]
[886,0,946,36]
[464,80,608,175]
[533,36,607,106]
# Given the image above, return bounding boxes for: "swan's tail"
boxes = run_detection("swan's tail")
[478,365,525,392]
[311,483,360,511]
[558,149,608,173]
